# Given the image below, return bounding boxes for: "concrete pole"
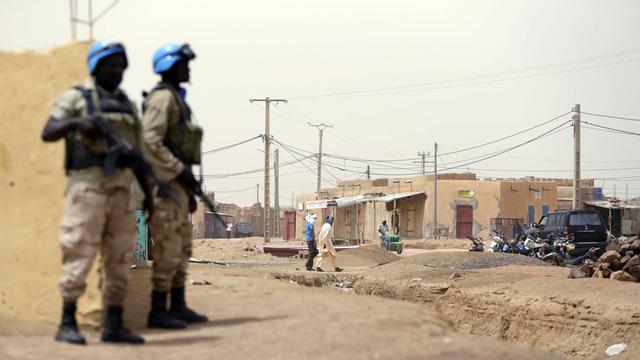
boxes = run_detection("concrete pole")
[274,148,280,238]
[264,99,270,242]
[572,104,581,209]
[88,0,93,41]
[433,142,438,238]
[249,97,287,243]
[318,128,323,193]
[308,122,333,194]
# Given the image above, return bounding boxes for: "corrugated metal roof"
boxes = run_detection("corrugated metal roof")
[335,195,366,208]
[374,191,426,203]
[585,200,640,210]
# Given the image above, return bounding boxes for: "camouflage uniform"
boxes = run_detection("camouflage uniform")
[141,86,193,292]
[52,78,139,306]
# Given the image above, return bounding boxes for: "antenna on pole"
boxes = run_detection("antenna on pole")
[69,0,120,41]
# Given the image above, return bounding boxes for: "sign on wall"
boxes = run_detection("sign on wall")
[458,190,475,198]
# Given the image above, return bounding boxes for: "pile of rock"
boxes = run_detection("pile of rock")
[570,236,640,282]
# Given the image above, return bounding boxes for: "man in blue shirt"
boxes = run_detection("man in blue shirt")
[304,214,319,271]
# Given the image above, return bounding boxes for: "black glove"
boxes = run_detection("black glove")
[188,194,197,213]
[75,115,102,138]
[176,167,198,189]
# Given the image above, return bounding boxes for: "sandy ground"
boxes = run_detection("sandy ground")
[2,238,639,360]
[404,238,470,250]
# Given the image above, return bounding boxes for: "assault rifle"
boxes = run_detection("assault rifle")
[178,173,227,224]
[92,115,178,220]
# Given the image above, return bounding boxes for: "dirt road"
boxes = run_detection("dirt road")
[1,238,637,360]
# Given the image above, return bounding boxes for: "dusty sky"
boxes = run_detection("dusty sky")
[3,0,640,206]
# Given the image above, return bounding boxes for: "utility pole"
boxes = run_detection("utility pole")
[572,104,581,209]
[418,151,427,175]
[250,97,287,243]
[626,184,629,205]
[413,151,429,175]
[308,122,333,194]
[366,165,370,180]
[255,183,259,235]
[69,0,120,42]
[274,148,280,238]
[433,142,438,238]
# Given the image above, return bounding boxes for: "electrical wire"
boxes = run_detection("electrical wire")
[581,111,640,123]
[201,135,263,156]
[288,48,640,101]
[439,110,572,156]
[440,121,572,171]
[581,121,640,136]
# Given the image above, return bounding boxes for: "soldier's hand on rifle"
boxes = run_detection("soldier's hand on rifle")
[176,167,198,189]
[74,115,101,138]
[188,194,197,213]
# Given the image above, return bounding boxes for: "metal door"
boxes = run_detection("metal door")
[542,205,549,216]
[456,205,473,238]
[282,211,296,240]
[528,205,535,225]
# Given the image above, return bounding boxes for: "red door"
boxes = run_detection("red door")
[282,211,296,241]
[456,205,473,238]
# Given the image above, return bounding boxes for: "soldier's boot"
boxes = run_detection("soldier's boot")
[100,305,144,344]
[147,291,187,329]
[169,287,208,324]
[54,302,86,345]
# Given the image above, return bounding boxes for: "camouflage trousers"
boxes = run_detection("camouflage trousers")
[149,183,192,292]
[59,184,136,305]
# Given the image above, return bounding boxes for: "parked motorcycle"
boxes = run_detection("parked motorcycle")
[488,230,506,252]
[467,236,485,252]
[541,234,575,266]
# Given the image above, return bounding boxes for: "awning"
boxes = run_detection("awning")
[374,191,426,203]
[305,199,329,209]
[335,195,366,208]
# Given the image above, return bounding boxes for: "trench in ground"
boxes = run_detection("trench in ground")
[270,267,640,360]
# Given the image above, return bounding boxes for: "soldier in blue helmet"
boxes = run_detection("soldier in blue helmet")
[140,43,208,329]
[40,40,145,345]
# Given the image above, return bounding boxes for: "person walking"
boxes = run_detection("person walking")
[304,214,318,271]
[226,222,233,239]
[378,220,389,248]
[41,40,145,345]
[141,43,208,329]
[315,216,343,272]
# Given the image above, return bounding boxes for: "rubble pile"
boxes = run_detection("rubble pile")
[570,236,640,282]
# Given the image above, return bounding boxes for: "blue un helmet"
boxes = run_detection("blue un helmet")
[87,40,128,74]
[152,43,196,74]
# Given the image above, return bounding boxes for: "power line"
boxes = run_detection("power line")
[581,121,640,136]
[439,110,572,156]
[201,135,263,156]
[288,48,640,101]
[581,111,640,122]
[271,138,336,187]
[201,155,314,179]
[440,121,572,171]
[212,186,257,193]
